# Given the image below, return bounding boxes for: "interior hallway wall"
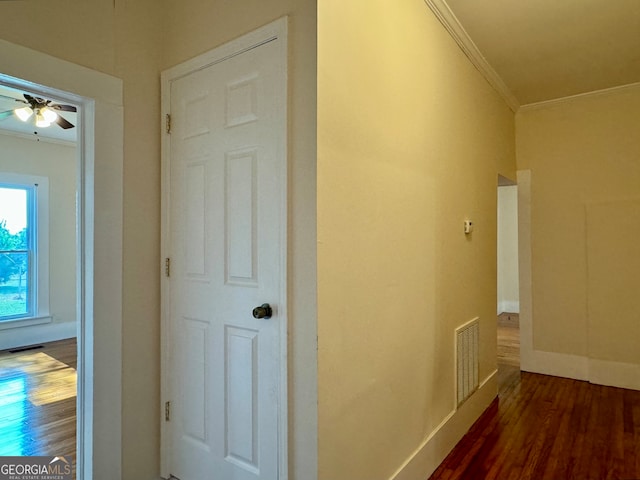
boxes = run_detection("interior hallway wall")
[0,1,162,478]
[317,1,516,478]
[517,83,640,390]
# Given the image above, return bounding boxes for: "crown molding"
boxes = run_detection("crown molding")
[424,0,520,112]
[519,81,640,111]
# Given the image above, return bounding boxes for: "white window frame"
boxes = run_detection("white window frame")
[0,172,50,329]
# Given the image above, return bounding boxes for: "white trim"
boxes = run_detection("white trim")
[521,350,589,381]
[160,66,170,480]
[0,39,122,106]
[519,81,640,111]
[0,315,52,331]
[0,320,75,351]
[589,359,640,391]
[275,19,290,480]
[390,370,497,480]
[423,0,520,112]
[520,346,640,390]
[160,17,289,479]
[76,94,94,480]
[517,170,534,368]
[497,300,519,315]
[422,2,640,114]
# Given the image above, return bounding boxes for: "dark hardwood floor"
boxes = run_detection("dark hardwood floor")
[429,314,640,480]
[0,338,77,460]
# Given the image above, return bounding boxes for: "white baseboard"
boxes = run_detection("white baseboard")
[521,349,588,381]
[390,370,498,480]
[589,358,640,391]
[521,348,640,391]
[517,168,639,392]
[0,321,77,351]
[497,300,519,314]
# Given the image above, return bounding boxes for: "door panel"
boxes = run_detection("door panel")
[167,37,285,480]
[225,149,258,285]
[225,326,259,472]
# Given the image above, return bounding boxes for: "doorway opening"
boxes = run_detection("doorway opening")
[0,38,126,479]
[497,175,520,390]
[0,77,83,474]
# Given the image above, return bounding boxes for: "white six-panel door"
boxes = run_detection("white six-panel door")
[162,20,287,480]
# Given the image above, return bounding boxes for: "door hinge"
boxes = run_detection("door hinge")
[165,113,172,134]
[165,401,171,421]
[165,257,171,277]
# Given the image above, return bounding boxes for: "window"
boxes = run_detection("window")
[0,185,32,319]
[0,173,49,326]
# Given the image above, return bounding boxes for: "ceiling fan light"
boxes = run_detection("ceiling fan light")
[35,113,51,128]
[41,107,58,123]
[15,106,33,122]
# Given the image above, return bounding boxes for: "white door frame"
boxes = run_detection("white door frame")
[160,17,289,479]
[0,39,124,479]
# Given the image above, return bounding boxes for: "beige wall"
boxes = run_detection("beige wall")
[0,1,161,478]
[1,1,317,478]
[0,134,76,326]
[317,1,515,479]
[161,1,318,478]
[497,185,519,313]
[517,84,640,388]
[115,4,163,478]
[0,1,117,76]
[0,1,531,478]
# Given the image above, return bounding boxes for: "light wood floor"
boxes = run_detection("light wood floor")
[497,312,520,367]
[0,338,77,460]
[430,314,640,480]
[497,312,521,389]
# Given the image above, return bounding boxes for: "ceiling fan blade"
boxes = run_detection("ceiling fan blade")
[51,103,77,113]
[55,115,75,129]
[0,110,14,120]
[23,93,35,103]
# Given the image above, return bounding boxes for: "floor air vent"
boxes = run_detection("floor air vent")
[456,318,479,407]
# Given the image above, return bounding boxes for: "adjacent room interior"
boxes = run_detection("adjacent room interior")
[0,83,78,461]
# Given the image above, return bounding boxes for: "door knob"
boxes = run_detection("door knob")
[252,303,273,319]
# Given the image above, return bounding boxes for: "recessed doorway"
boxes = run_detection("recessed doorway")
[0,80,80,473]
[497,175,520,389]
[0,37,126,479]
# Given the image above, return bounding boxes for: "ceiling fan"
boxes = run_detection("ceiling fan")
[0,93,77,129]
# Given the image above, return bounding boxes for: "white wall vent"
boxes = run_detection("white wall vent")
[456,318,479,407]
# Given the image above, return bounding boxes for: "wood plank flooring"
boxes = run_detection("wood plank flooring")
[429,314,640,480]
[497,312,520,368]
[0,338,77,460]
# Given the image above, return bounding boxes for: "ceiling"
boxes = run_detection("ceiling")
[0,2,636,119]
[0,84,77,143]
[438,0,640,107]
